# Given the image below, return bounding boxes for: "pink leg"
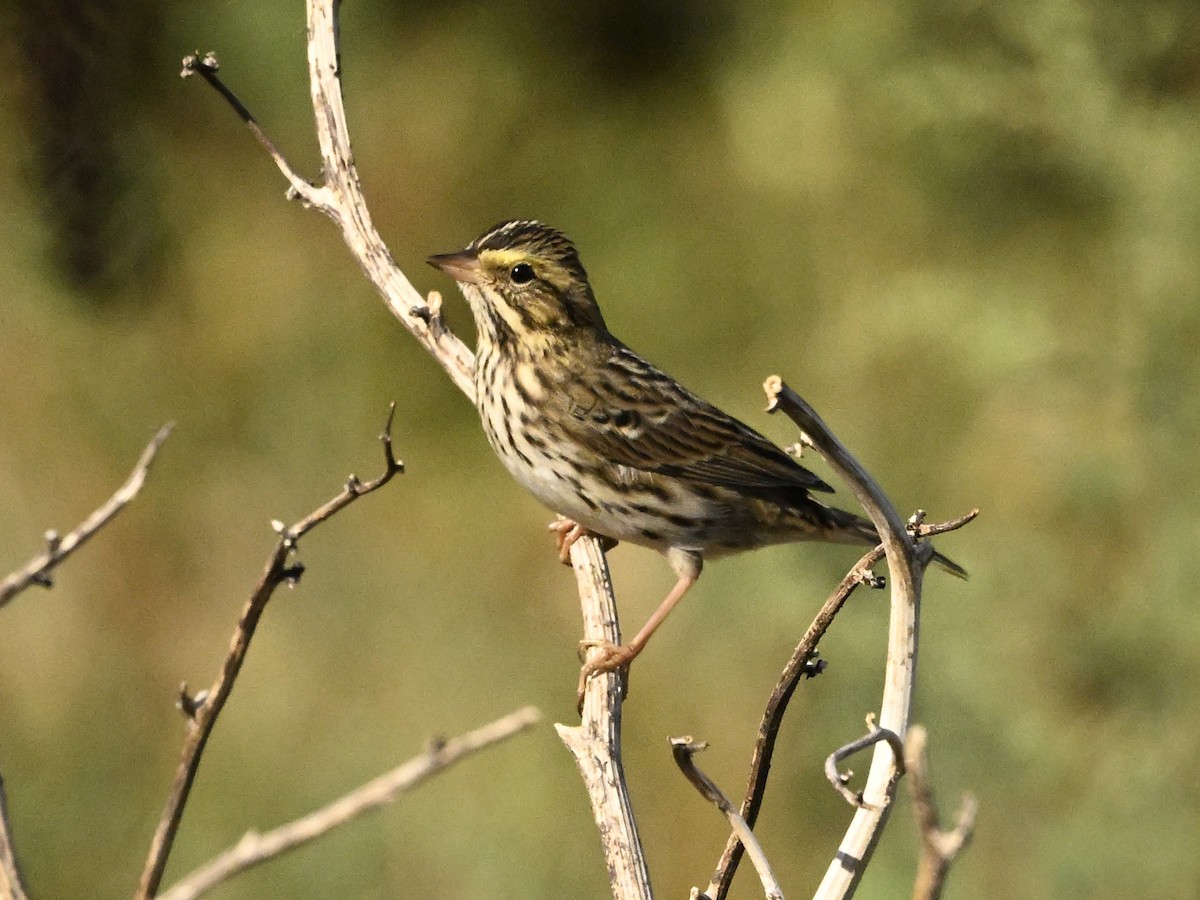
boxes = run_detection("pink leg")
[576,566,699,708]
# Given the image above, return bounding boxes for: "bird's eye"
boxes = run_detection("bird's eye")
[510,263,535,285]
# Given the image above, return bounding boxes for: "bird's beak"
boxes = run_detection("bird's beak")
[427,250,484,285]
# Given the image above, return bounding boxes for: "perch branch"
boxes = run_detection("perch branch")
[762,376,943,900]
[0,424,173,611]
[158,706,542,900]
[554,536,653,900]
[185,4,643,896]
[135,406,403,899]
[0,775,29,900]
[905,726,977,900]
[671,738,782,900]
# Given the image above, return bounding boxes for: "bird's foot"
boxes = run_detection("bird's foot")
[576,639,637,711]
[548,516,617,565]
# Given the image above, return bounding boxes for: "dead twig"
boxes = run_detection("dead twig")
[158,706,542,900]
[135,405,403,899]
[182,33,474,398]
[0,775,29,900]
[672,738,782,900]
[906,726,977,900]
[705,505,976,900]
[0,424,173,611]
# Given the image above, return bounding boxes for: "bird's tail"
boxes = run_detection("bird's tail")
[815,504,968,580]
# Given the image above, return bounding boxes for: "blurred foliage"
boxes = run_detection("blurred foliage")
[1,0,1198,897]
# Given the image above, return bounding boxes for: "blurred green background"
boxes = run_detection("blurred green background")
[2,0,1198,897]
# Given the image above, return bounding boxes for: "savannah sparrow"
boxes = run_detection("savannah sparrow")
[429,221,964,694]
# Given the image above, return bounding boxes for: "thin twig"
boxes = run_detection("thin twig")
[554,535,654,900]
[824,717,906,810]
[180,54,312,198]
[701,546,885,899]
[671,738,783,900]
[905,726,977,900]
[0,424,173,611]
[183,9,475,397]
[0,775,29,900]
[158,706,542,900]
[135,406,403,899]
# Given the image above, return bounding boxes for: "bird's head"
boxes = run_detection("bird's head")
[428,220,608,347]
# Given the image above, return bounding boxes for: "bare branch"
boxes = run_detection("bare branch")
[0,424,172,611]
[914,509,980,539]
[762,376,958,900]
[135,407,403,900]
[671,738,783,900]
[183,4,474,398]
[0,775,29,900]
[705,502,976,899]
[554,535,653,900]
[905,726,977,900]
[184,4,638,894]
[158,706,542,900]
[180,53,312,198]
[702,545,885,899]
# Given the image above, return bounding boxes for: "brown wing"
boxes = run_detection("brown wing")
[557,343,834,498]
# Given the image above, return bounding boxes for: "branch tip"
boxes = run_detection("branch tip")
[674,735,784,900]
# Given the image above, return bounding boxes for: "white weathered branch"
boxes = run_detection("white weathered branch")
[905,725,977,900]
[764,377,921,899]
[182,2,642,895]
[0,775,29,900]
[555,536,653,900]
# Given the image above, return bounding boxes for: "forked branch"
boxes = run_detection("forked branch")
[182,5,640,895]
[135,406,404,899]
[762,376,974,899]
[906,726,977,900]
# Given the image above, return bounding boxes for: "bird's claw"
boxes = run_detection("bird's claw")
[548,516,617,565]
[575,639,636,712]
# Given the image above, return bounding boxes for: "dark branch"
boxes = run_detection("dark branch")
[180,53,313,198]
[703,544,885,899]
[135,405,403,899]
[0,424,173,611]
